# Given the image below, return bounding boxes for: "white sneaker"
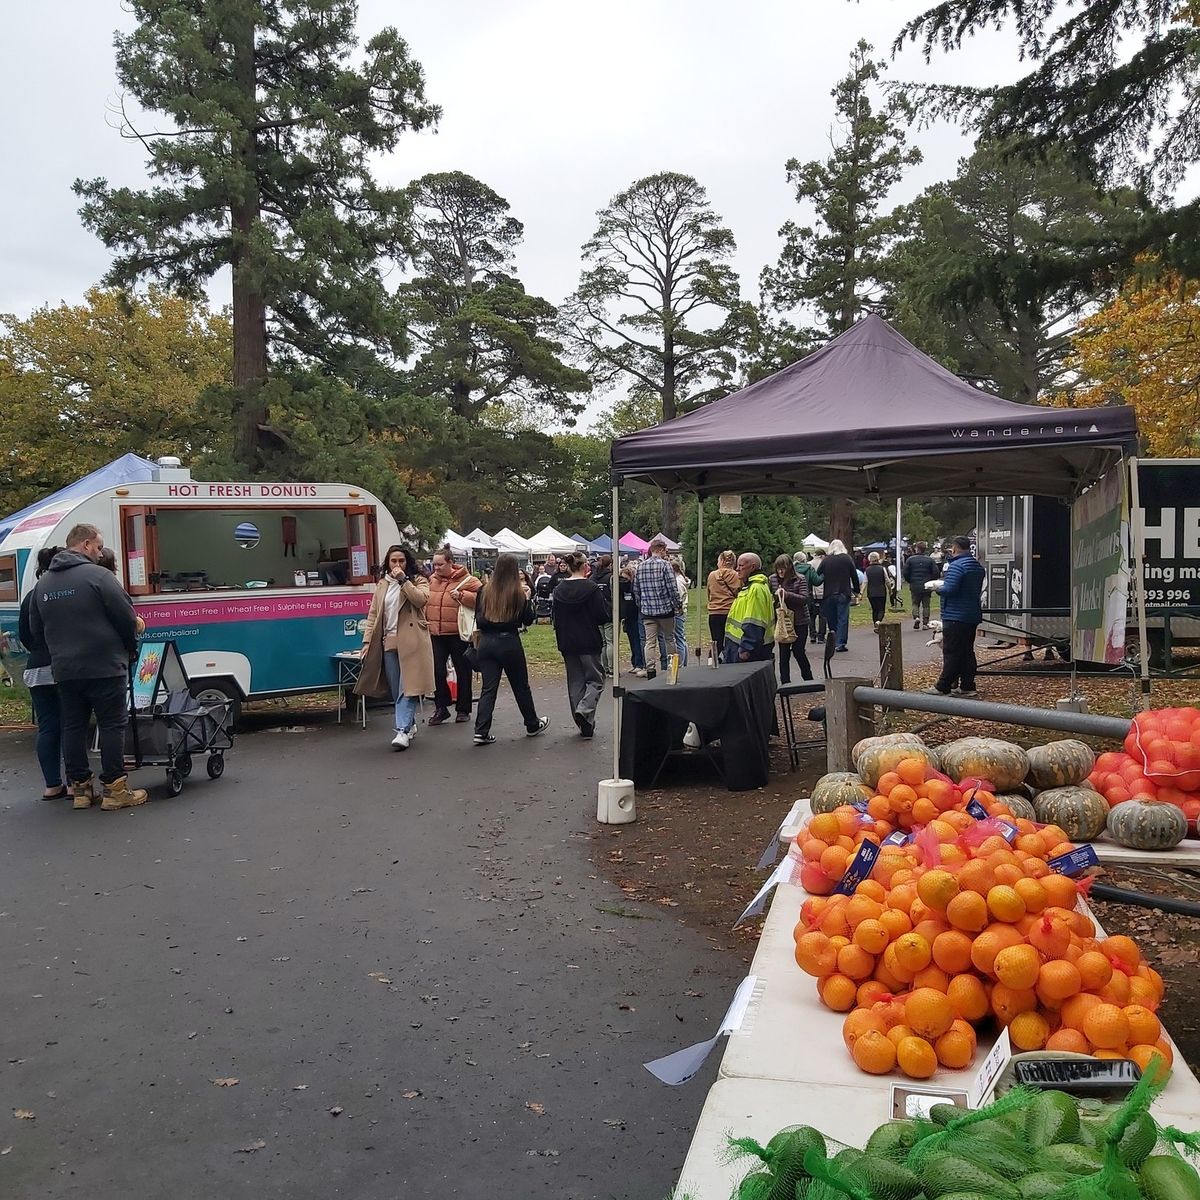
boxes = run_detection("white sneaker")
[631,667,647,677]
[391,730,411,751]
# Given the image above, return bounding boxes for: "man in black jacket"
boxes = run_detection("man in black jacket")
[552,552,611,737]
[902,542,938,630]
[31,524,148,811]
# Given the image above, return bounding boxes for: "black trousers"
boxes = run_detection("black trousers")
[432,633,473,714]
[777,636,813,683]
[911,588,931,625]
[935,620,979,693]
[59,675,128,784]
[475,633,540,735]
[708,613,728,646]
[869,595,887,623]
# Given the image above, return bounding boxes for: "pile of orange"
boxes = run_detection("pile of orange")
[791,756,1170,1080]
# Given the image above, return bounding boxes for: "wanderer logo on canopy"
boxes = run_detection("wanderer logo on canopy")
[949,423,1102,440]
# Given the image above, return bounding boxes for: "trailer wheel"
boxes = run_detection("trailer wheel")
[166,770,184,796]
[190,679,242,730]
[177,753,193,778]
[207,753,225,780]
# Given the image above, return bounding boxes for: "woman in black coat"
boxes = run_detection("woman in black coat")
[864,552,889,624]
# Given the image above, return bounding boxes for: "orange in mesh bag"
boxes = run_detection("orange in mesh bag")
[1126,707,1200,791]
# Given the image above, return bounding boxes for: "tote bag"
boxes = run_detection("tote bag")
[774,587,798,645]
[457,594,477,642]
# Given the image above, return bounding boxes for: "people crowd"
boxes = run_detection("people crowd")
[13,521,982,804]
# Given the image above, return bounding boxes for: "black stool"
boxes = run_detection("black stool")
[777,681,826,771]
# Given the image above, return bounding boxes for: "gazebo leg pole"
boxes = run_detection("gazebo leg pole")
[696,496,704,660]
[598,484,636,823]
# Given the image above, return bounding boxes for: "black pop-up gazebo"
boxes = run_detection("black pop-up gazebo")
[597,316,1139,802]
[610,315,1137,499]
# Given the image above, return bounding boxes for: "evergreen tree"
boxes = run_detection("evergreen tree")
[761,40,922,344]
[889,142,1143,403]
[74,0,439,465]
[400,171,590,424]
[563,172,748,537]
[679,497,814,575]
[896,1,1200,276]
[760,40,921,546]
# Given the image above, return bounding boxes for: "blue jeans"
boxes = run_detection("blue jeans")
[674,615,689,666]
[383,650,419,733]
[623,617,644,669]
[30,684,63,789]
[823,594,852,649]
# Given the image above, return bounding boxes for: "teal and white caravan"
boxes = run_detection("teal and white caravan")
[0,456,402,720]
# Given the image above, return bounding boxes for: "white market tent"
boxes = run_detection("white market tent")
[491,527,535,554]
[802,533,830,550]
[464,527,499,548]
[525,525,578,554]
[440,530,480,554]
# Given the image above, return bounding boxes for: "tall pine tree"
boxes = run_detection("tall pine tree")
[896,1,1200,278]
[563,172,747,537]
[74,0,439,466]
[760,40,921,544]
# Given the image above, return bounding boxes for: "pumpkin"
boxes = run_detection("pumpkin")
[1106,799,1188,850]
[811,772,872,815]
[1026,740,1096,789]
[1033,786,1109,841]
[994,793,1036,821]
[852,734,937,789]
[938,737,1031,792]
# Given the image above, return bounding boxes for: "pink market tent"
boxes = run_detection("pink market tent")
[618,531,649,553]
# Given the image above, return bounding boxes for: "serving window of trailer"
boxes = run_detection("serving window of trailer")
[121,505,378,593]
[0,554,16,602]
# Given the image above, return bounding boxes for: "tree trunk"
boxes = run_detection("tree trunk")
[1015,311,1041,404]
[830,496,855,548]
[229,12,268,467]
[660,329,678,538]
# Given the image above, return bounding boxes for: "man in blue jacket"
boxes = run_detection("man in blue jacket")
[926,535,985,698]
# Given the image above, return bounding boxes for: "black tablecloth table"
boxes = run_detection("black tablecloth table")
[618,660,777,792]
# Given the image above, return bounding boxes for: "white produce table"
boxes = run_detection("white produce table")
[674,882,1200,1200]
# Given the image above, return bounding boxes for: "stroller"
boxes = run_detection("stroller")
[125,640,233,796]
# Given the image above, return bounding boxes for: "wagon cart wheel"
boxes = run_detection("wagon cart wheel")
[177,753,193,778]
[166,769,185,796]
[207,753,225,780]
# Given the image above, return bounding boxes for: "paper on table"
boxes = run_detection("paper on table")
[735,856,796,927]
[643,975,758,1086]
[967,1026,1012,1109]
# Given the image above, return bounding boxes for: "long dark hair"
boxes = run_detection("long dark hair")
[35,546,62,577]
[480,553,525,624]
[382,544,419,578]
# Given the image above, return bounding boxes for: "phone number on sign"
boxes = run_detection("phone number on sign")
[1142,589,1195,602]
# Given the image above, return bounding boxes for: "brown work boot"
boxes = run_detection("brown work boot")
[100,776,149,811]
[71,776,96,809]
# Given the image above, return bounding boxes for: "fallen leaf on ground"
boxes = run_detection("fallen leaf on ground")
[402,1090,421,1099]
[525,1101,545,1115]
[236,1139,266,1153]
[292,1084,308,1091]
[211,1078,239,1087]
[0,1146,11,1154]
[329,1105,343,1116]
[12,1111,34,1120]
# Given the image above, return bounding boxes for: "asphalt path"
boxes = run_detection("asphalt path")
[0,675,744,1200]
[0,619,942,1199]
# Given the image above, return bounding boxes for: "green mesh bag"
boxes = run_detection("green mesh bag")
[723,1066,1200,1200]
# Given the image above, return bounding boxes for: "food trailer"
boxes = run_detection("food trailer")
[0,458,403,719]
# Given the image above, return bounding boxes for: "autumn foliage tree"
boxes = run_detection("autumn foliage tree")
[1056,262,1200,458]
[0,287,230,513]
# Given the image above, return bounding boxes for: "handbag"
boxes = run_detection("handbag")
[774,587,798,645]
[456,591,477,642]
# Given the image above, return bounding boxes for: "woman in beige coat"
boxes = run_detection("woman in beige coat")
[355,544,434,750]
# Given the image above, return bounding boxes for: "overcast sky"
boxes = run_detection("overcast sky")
[0,0,1024,327]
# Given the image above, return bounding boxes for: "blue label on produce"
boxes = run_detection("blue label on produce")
[883,831,911,847]
[997,820,1018,844]
[1049,844,1100,876]
[834,840,881,894]
[965,798,989,820]
[851,800,870,812]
